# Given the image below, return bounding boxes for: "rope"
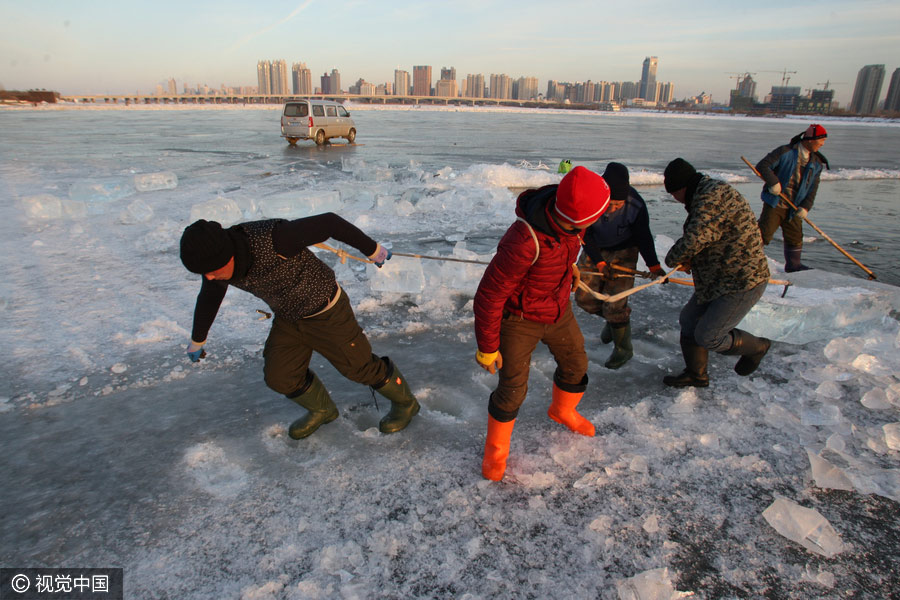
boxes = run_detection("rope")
[576,265,685,303]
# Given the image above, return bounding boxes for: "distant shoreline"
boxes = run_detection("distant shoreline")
[2,100,899,127]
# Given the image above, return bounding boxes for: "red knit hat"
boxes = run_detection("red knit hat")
[803,124,827,140]
[554,166,610,227]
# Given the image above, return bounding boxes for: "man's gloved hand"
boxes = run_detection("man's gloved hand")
[369,243,392,268]
[648,264,666,280]
[595,260,612,279]
[187,339,206,362]
[571,263,580,292]
[476,350,503,374]
[795,208,808,220]
[768,182,783,196]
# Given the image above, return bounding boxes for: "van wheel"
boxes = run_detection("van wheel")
[346,128,356,144]
[286,137,299,146]
[314,130,326,145]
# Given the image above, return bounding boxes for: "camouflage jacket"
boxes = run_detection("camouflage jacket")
[665,176,769,303]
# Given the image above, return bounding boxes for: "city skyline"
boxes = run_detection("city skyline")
[2,0,899,106]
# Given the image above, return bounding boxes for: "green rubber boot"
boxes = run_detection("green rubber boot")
[600,321,613,345]
[373,357,420,434]
[605,322,634,369]
[287,371,339,440]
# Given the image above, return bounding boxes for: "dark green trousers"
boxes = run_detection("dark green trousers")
[263,289,387,396]
[758,202,804,247]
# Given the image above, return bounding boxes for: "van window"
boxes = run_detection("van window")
[312,105,325,117]
[284,103,308,117]
[325,105,337,117]
[337,106,350,117]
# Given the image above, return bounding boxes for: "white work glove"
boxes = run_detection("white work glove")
[768,182,782,196]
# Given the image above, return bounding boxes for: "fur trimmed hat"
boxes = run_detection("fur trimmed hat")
[554,166,610,227]
[803,124,827,140]
[602,162,630,201]
[180,219,234,274]
[664,158,697,193]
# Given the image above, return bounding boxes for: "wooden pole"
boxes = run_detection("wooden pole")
[581,266,792,296]
[391,251,490,265]
[314,243,491,266]
[740,156,876,280]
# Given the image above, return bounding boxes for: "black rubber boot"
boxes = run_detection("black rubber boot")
[287,371,339,439]
[600,320,613,345]
[722,329,771,376]
[784,244,811,273]
[605,322,633,369]
[663,335,709,388]
[373,357,420,434]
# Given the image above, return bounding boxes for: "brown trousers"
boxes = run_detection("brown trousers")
[262,289,387,396]
[489,306,588,421]
[574,247,638,324]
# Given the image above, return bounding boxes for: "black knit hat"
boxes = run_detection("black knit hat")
[602,162,630,200]
[180,220,234,274]
[664,158,697,193]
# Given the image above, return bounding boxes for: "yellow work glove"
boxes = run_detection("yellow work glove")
[476,350,503,374]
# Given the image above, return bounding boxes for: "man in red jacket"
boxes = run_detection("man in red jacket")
[474,166,611,481]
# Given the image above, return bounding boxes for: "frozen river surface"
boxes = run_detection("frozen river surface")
[1,106,899,598]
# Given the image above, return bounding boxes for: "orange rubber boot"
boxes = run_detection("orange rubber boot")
[547,384,595,437]
[482,415,516,481]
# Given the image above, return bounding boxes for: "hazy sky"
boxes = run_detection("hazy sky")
[2,0,899,105]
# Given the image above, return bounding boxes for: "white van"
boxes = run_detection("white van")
[280,99,357,146]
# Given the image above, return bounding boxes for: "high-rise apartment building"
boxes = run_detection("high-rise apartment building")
[657,82,674,104]
[257,61,272,95]
[330,68,342,94]
[489,74,512,99]
[320,73,332,95]
[394,69,410,96]
[581,81,596,104]
[619,81,639,102]
[883,68,900,113]
[292,62,312,95]
[350,79,375,96]
[413,65,432,96]
[436,67,457,97]
[515,76,539,101]
[850,64,885,114]
[435,79,458,98]
[596,81,616,103]
[640,56,658,101]
[271,60,289,95]
[465,74,485,98]
[167,78,177,95]
[546,80,563,102]
[257,59,288,95]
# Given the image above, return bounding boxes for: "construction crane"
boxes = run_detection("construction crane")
[726,72,757,87]
[816,80,846,91]
[760,69,798,88]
